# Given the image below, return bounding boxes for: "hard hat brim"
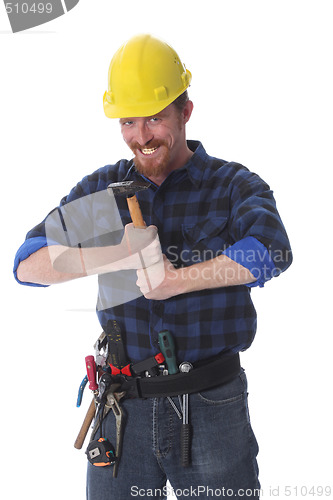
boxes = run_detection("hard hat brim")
[103,70,192,119]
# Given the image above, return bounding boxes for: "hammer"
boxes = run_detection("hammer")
[108,180,153,290]
[107,180,150,228]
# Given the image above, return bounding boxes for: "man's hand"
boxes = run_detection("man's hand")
[136,255,183,300]
[49,223,162,276]
[136,253,257,300]
[118,223,162,270]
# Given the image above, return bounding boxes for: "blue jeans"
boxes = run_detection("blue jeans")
[86,368,260,499]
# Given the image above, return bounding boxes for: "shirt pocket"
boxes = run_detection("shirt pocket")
[181,217,229,260]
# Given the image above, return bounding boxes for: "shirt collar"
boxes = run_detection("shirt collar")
[185,140,208,188]
[124,140,209,189]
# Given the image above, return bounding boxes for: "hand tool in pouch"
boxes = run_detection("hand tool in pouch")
[159,330,192,465]
[106,388,125,478]
[86,438,116,467]
[158,330,178,375]
[74,355,99,450]
[76,375,88,408]
[86,379,121,468]
[105,319,128,370]
[75,322,128,476]
[179,361,193,467]
[158,330,183,417]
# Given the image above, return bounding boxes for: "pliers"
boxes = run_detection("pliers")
[106,388,124,478]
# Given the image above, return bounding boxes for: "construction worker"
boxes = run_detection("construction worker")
[14,34,292,499]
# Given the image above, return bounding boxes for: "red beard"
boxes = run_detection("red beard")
[129,140,170,178]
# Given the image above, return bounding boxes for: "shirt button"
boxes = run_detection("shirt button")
[153,301,164,313]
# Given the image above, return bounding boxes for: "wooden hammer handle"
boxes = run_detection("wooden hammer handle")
[126,194,152,292]
[74,397,96,450]
[127,195,146,228]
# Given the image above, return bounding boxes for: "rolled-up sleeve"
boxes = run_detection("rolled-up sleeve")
[13,236,49,286]
[223,169,292,287]
[13,162,126,287]
[13,180,86,287]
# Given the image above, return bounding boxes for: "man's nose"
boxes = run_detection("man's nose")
[136,122,153,146]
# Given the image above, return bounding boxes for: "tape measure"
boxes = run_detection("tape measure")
[86,438,116,467]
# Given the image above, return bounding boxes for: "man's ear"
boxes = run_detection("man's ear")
[183,100,194,124]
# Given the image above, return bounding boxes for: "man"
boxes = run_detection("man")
[14,34,292,499]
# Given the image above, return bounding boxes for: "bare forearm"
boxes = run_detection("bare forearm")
[179,255,256,293]
[16,245,139,285]
[17,227,162,286]
[16,245,130,285]
[16,246,87,285]
[137,254,256,300]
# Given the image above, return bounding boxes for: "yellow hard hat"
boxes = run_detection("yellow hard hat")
[103,34,192,119]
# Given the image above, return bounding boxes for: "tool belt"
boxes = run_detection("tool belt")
[75,325,241,472]
[116,352,241,399]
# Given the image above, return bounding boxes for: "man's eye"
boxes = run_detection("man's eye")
[120,120,134,126]
[149,117,159,123]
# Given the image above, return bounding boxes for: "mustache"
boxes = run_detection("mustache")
[129,139,168,151]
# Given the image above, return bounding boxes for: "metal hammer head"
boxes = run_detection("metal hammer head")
[107,180,151,198]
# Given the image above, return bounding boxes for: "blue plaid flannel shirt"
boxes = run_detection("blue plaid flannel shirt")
[14,141,292,363]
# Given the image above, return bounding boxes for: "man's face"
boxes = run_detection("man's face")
[119,101,192,179]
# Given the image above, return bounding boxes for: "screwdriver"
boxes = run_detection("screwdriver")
[158,330,178,375]
[74,355,98,450]
[158,332,192,466]
[179,361,193,467]
[158,330,182,419]
[85,355,99,392]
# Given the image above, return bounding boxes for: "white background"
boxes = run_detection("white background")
[1,0,332,498]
